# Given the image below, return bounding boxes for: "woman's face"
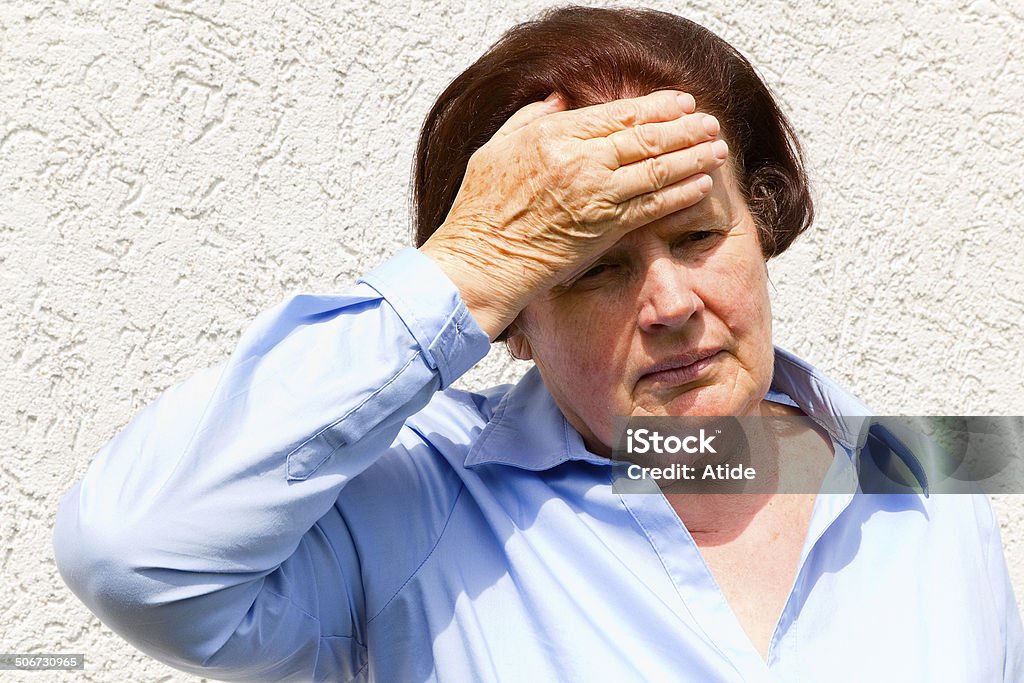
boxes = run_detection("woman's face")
[508,163,775,455]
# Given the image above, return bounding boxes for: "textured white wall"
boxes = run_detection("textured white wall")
[2,0,1021,680]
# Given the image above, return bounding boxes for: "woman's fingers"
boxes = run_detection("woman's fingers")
[607,138,729,203]
[424,88,724,333]
[567,90,696,139]
[494,92,568,138]
[618,171,716,227]
[604,113,720,167]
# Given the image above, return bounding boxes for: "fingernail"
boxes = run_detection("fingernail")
[712,139,728,159]
[703,115,720,136]
[677,93,695,112]
[544,91,561,103]
[696,174,712,192]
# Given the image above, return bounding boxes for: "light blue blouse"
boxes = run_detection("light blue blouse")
[54,247,1023,681]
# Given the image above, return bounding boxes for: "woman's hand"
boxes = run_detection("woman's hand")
[420,89,728,340]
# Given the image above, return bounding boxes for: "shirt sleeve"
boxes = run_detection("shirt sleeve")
[976,496,1024,682]
[52,246,491,681]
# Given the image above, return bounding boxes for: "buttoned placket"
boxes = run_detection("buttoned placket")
[615,439,860,681]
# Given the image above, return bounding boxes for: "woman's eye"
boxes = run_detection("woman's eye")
[675,230,724,253]
[579,263,612,279]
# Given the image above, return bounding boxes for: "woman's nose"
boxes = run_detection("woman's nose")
[636,258,703,331]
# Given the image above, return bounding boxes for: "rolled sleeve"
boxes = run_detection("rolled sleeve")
[359,246,491,388]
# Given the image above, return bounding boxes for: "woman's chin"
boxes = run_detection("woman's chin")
[633,382,755,417]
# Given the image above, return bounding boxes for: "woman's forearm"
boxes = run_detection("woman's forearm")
[52,246,490,678]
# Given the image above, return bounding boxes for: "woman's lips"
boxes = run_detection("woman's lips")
[638,350,723,386]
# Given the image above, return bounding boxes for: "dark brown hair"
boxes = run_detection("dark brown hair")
[413,5,813,258]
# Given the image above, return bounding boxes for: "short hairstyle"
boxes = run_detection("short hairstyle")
[413,5,813,258]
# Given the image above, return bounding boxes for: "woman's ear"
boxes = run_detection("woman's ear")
[505,322,534,361]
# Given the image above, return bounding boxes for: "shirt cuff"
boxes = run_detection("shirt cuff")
[358,247,491,388]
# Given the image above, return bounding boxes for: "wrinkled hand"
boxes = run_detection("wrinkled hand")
[420,89,728,340]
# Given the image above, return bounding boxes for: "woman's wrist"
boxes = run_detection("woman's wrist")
[419,237,527,341]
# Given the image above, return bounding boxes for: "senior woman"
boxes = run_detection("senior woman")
[54,6,1021,682]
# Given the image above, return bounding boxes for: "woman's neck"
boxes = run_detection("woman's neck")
[663,398,835,541]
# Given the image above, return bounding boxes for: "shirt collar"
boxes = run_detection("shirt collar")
[463,366,608,470]
[464,346,930,494]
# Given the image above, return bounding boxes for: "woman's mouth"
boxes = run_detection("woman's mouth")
[638,349,723,386]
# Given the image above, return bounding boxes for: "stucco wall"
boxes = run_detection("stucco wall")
[2,0,1021,680]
